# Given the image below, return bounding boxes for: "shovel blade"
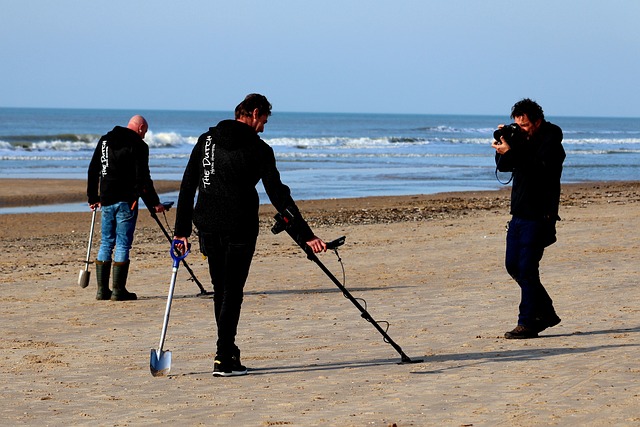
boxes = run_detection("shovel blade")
[78,269,90,288]
[150,348,172,377]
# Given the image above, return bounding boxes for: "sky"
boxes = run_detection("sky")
[1,1,639,117]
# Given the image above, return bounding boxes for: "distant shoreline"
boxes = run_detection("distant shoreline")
[1,178,638,216]
[0,179,182,208]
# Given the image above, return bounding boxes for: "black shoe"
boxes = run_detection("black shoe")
[231,355,247,372]
[504,325,539,339]
[213,358,247,377]
[534,314,561,333]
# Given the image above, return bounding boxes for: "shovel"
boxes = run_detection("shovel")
[150,240,190,377]
[77,209,97,288]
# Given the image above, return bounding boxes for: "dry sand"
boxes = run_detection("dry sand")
[0,179,638,426]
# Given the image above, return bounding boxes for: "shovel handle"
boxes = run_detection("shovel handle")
[170,239,190,264]
[84,209,98,269]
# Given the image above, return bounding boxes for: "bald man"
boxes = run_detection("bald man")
[87,115,165,301]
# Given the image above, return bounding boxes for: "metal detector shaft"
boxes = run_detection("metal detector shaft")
[277,220,421,363]
[305,246,418,363]
[149,210,209,295]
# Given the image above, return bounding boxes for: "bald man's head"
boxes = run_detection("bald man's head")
[127,115,148,138]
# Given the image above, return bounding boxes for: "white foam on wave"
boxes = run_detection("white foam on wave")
[30,140,96,151]
[145,131,198,148]
[265,136,431,149]
[563,138,640,145]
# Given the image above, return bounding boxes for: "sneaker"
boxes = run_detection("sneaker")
[213,358,247,377]
[504,325,539,339]
[231,355,247,372]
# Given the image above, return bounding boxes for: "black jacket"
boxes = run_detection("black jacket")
[174,120,313,240]
[87,126,160,208]
[495,120,565,220]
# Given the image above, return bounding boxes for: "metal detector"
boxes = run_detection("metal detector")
[148,202,213,297]
[272,209,423,364]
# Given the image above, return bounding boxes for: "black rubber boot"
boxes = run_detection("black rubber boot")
[111,260,137,301]
[95,260,112,300]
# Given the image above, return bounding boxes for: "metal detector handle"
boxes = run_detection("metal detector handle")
[326,236,346,250]
[170,240,190,267]
[148,201,174,215]
[302,236,345,259]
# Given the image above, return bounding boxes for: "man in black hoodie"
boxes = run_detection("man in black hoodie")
[173,94,326,377]
[87,115,165,301]
[492,99,565,339]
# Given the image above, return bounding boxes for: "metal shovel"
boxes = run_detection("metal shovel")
[78,209,97,288]
[150,240,189,377]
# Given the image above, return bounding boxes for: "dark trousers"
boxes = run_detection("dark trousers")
[505,216,557,327]
[200,232,257,360]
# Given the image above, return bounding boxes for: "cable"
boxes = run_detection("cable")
[332,246,394,340]
[161,211,173,234]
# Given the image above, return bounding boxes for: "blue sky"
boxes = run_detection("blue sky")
[2,1,639,117]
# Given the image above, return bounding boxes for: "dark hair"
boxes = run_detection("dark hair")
[510,98,545,123]
[235,93,272,119]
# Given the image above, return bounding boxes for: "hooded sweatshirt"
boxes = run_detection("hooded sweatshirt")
[174,119,313,240]
[87,126,160,208]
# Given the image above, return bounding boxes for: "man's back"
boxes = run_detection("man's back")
[88,125,153,207]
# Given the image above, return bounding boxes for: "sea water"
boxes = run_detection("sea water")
[0,107,638,213]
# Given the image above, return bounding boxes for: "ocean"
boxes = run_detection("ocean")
[1,107,639,213]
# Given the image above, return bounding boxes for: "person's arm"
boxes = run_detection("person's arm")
[87,140,102,208]
[133,142,162,210]
[174,138,203,238]
[261,145,326,253]
[537,125,565,219]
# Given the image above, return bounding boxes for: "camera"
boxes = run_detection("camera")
[493,123,524,146]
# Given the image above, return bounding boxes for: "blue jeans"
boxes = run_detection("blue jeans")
[97,201,138,263]
[505,216,556,327]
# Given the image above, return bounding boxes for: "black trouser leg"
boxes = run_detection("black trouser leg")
[202,233,256,360]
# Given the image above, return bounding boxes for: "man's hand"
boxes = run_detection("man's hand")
[173,236,189,253]
[305,236,327,253]
[492,124,511,155]
[492,137,511,155]
[154,203,166,213]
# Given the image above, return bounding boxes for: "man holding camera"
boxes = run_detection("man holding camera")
[491,98,565,339]
[173,94,326,376]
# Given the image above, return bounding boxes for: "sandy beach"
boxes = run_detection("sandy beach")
[0,179,638,426]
